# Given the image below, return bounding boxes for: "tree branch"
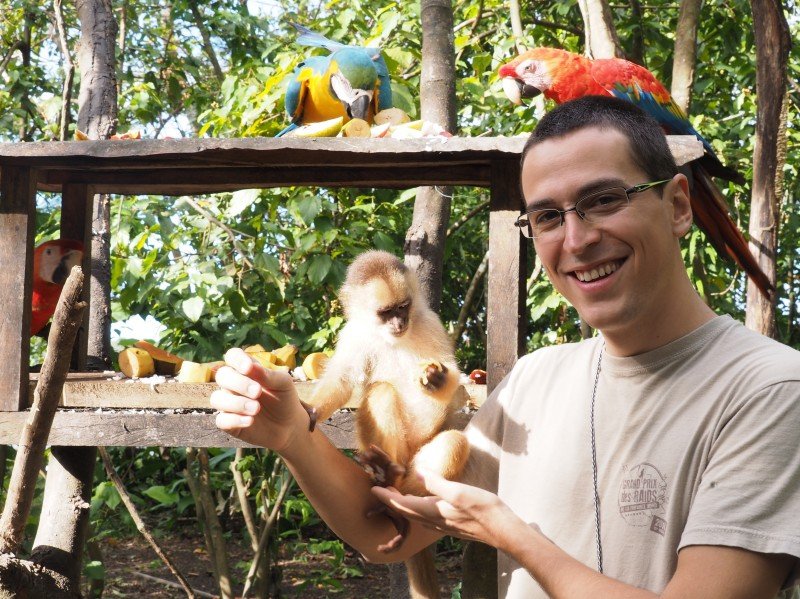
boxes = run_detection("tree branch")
[446,198,489,237]
[98,447,197,598]
[451,251,488,342]
[0,267,85,554]
[54,0,75,141]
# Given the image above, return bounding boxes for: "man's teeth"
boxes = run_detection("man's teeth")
[575,262,618,282]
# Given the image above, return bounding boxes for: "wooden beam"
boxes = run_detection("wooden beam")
[60,184,92,369]
[0,409,472,448]
[26,374,486,410]
[40,164,494,194]
[0,167,37,411]
[487,159,527,391]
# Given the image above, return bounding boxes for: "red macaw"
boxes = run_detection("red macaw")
[498,47,773,298]
[31,239,84,336]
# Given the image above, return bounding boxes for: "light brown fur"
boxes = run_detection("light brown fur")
[309,250,469,599]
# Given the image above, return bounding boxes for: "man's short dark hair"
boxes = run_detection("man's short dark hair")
[522,96,678,182]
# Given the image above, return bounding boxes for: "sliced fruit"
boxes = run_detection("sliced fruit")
[119,347,155,378]
[133,340,183,375]
[244,344,267,353]
[341,118,370,138]
[250,351,278,369]
[285,116,344,138]
[302,352,330,380]
[370,123,391,138]
[177,361,212,383]
[389,125,423,139]
[272,344,298,369]
[263,362,291,373]
[469,369,487,385]
[374,108,411,126]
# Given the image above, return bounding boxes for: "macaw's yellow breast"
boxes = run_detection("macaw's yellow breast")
[300,62,347,124]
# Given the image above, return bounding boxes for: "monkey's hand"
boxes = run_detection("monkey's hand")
[419,360,449,391]
[358,444,411,553]
[357,444,406,488]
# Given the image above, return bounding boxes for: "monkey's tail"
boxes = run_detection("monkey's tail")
[405,546,440,599]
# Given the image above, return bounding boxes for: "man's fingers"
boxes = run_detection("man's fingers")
[215,410,254,431]
[215,366,265,400]
[210,389,262,416]
[415,468,463,502]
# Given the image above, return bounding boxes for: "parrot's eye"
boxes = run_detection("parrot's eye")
[524,62,535,72]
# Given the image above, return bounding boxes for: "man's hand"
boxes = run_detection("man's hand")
[211,347,310,452]
[370,468,522,548]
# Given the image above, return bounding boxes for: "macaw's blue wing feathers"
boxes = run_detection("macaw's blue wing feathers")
[290,22,347,52]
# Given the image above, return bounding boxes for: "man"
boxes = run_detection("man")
[212,96,800,598]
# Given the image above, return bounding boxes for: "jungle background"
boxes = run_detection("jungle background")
[0,0,798,596]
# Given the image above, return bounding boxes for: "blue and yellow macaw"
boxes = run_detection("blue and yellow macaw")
[276,23,394,137]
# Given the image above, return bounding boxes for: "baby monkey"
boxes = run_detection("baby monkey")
[309,250,469,599]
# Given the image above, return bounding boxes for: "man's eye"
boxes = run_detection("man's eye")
[583,192,626,211]
[534,210,560,225]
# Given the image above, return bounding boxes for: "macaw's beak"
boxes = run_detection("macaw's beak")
[51,249,84,285]
[501,76,542,105]
[346,94,371,120]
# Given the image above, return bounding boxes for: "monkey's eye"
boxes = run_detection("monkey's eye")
[397,302,410,310]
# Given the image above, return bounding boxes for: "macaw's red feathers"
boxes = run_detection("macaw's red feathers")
[498,46,772,298]
[31,239,84,336]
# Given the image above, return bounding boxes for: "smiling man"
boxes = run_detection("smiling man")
[212,96,800,599]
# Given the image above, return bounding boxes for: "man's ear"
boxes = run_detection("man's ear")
[667,174,693,238]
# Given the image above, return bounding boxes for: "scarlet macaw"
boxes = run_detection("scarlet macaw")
[31,239,84,336]
[498,47,772,298]
[276,23,394,137]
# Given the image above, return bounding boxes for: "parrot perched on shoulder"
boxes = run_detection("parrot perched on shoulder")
[31,239,84,337]
[276,23,394,137]
[498,47,773,298]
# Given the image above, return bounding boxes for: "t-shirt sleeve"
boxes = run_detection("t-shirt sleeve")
[458,371,516,494]
[680,380,800,586]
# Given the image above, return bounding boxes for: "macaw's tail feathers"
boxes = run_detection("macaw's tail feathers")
[696,145,746,186]
[275,122,299,138]
[689,164,773,299]
[290,22,347,52]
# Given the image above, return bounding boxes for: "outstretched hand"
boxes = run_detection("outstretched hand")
[370,468,522,549]
[211,347,310,452]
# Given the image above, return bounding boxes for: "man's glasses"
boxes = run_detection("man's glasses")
[514,180,671,240]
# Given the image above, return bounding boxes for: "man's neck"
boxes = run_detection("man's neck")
[602,290,717,358]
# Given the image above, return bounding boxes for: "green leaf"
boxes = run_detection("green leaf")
[227,189,260,217]
[182,297,205,322]
[143,485,179,506]
[307,255,333,284]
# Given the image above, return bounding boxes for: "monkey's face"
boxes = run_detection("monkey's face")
[377,300,411,339]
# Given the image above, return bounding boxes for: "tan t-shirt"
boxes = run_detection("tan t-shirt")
[463,315,800,598]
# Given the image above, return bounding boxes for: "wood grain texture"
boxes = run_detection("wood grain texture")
[0,166,37,411]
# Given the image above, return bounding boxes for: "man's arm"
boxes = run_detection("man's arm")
[212,348,443,562]
[373,469,795,598]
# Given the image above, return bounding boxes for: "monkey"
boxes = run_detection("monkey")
[308,249,470,599]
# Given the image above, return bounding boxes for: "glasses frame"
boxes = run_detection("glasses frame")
[515,179,672,240]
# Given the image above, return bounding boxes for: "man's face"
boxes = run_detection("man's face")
[521,126,688,338]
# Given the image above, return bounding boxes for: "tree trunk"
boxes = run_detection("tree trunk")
[403,0,457,313]
[671,0,703,114]
[577,0,624,58]
[745,0,790,336]
[32,0,118,589]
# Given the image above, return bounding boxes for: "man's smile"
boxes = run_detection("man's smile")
[570,259,625,283]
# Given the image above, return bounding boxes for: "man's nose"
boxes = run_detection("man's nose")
[561,210,601,252]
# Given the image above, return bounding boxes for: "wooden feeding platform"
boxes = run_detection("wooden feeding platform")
[0,135,703,448]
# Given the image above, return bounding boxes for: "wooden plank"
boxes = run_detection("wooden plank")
[41,163,494,194]
[0,409,472,448]
[0,137,527,169]
[60,183,92,370]
[26,374,487,410]
[487,159,526,391]
[0,166,37,411]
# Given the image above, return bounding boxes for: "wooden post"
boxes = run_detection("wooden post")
[487,159,526,389]
[60,183,93,369]
[0,166,37,411]
[461,159,526,599]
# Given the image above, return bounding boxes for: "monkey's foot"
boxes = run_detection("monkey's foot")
[366,504,410,553]
[419,361,448,391]
[356,444,406,488]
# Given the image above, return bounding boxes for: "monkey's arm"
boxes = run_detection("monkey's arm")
[213,348,440,562]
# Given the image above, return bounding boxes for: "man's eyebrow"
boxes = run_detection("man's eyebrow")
[525,177,628,211]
